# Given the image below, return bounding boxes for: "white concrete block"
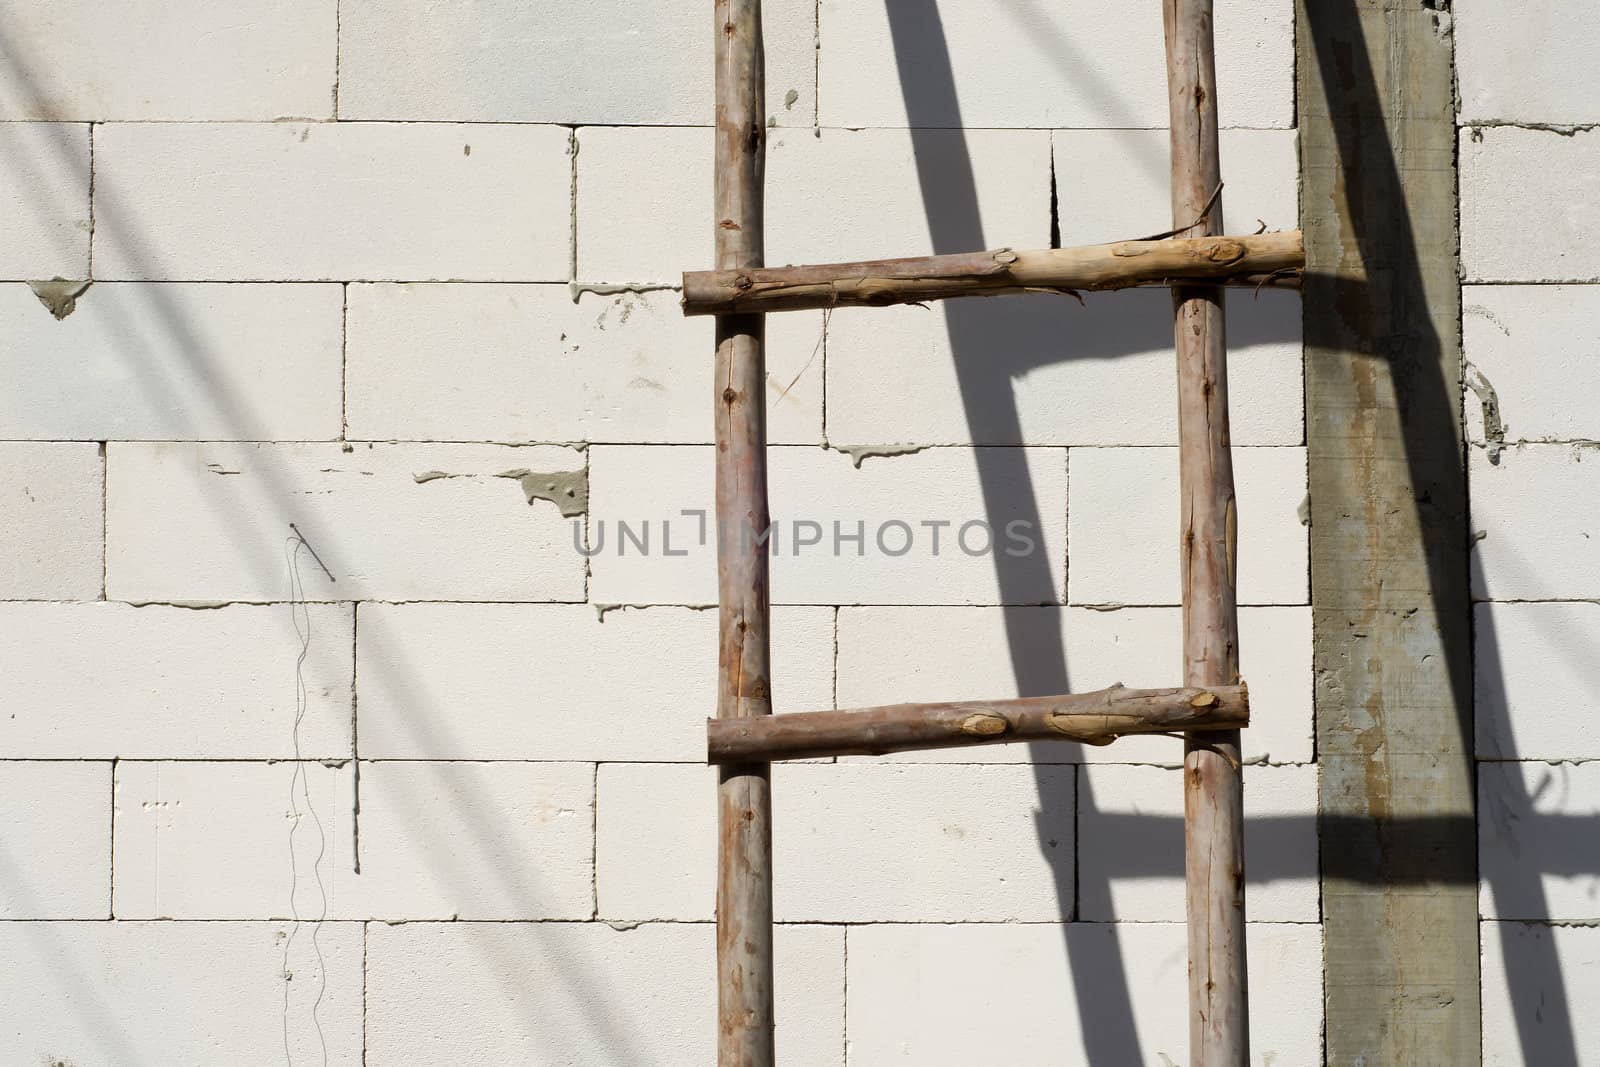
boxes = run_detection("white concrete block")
[835,605,1312,764]
[1068,446,1308,606]
[365,921,844,1066]
[358,603,833,762]
[0,920,363,1065]
[113,760,343,920]
[1477,602,1600,761]
[825,288,1303,447]
[106,442,586,602]
[0,282,343,440]
[93,123,570,281]
[1053,128,1299,247]
[598,762,1072,923]
[339,0,816,126]
[0,0,335,120]
[344,284,824,444]
[1471,444,1600,602]
[768,127,1052,265]
[1077,764,1317,922]
[578,125,1050,279]
[1483,921,1600,1066]
[587,444,1067,606]
[0,761,109,918]
[1457,0,1600,125]
[0,442,102,599]
[779,763,1072,922]
[1464,285,1600,445]
[596,763,714,922]
[336,761,594,921]
[845,921,1321,1066]
[0,603,351,758]
[0,123,90,279]
[575,126,707,285]
[1480,760,1600,921]
[114,760,595,921]
[1462,127,1600,282]
[817,0,1293,130]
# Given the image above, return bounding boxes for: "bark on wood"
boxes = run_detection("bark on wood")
[681,232,1303,316]
[712,3,774,1064]
[708,684,1248,764]
[1166,2,1249,1063]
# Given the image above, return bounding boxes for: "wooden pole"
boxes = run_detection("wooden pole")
[681,232,1303,315]
[708,684,1248,763]
[712,2,774,1065]
[1165,2,1249,1062]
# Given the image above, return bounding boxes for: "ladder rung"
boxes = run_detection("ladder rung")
[681,232,1302,316]
[707,683,1248,763]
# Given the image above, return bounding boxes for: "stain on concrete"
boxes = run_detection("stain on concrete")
[1464,363,1507,464]
[28,279,91,319]
[784,88,799,110]
[497,468,587,517]
[568,281,675,303]
[832,443,929,468]
[1464,302,1511,336]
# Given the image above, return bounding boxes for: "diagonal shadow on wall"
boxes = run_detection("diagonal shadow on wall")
[877,2,1592,1064]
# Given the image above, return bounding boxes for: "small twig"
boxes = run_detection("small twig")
[1133,180,1225,242]
[776,306,829,403]
[288,523,336,582]
[1253,267,1301,298]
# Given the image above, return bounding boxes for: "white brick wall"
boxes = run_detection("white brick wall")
[1462,126,1600,283]
[344,284,826,444]
[1069,446,1309,606]
[106,442,585,602]
[825,290,1305,448]
[834,604,1313,764]
[1456,0,1598,126]
[338,0,818,126]
[589,443,1071,606]
[0,122,90,279]
[0,442,103,599]
[1,602,351,758]
[93,122,571,281]
[816,0,1294,130]
[1460,15,1600,1059]
[0,282,344,440]
[1465,285,1600,446]
[0,761,110,919]
[0,0,337,121]
[845,922,1321,1066]
[30,1,1582,1061]
[364,922,844,1065]
[357,603,833,762]
[0,920,364,1064]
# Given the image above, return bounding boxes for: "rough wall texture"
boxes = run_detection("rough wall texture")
[0,0,1562,1063]
[1458,1,1600,1063]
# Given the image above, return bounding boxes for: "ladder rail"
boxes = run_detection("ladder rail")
[712,2,775,1064]
[705,1,1252,1061]
[1165,1,1251,1061]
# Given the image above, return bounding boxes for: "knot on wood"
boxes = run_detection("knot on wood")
[1189,690,1220,708]
[991,248,1019,266]
[1203,239,1246,264]
[1044,712,1125,746]
[959,713,1008,738]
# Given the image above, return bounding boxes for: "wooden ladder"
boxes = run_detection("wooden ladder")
[693,3,1301,1063]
